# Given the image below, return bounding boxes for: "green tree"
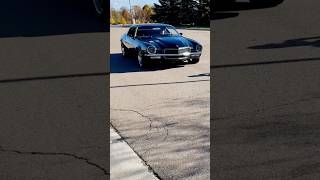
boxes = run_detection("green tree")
[180,0,197,25]
[152,0,210,26]
[152,0,181,25]
[197,0,210,26]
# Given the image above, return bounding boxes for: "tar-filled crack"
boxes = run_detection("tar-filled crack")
[111,108,169,142]
[0,146,108,175]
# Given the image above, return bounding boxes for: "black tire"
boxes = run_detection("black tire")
[137,51,148,68]
[121,43,128,57]
[189,58,200,64]
[93,0,107,21]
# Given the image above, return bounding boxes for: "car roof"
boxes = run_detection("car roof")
[130,23,174,29]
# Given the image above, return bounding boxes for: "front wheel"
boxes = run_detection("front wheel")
[121,43,128,57]
[137,51,148,68]
[189,58,200,64]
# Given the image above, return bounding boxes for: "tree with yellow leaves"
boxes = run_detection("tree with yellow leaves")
[119,16,127,25]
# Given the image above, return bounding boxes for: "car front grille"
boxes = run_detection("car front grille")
[164,47,191,54]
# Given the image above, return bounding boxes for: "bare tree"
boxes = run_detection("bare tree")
[120,7,131,24]
[110,4,155,24]
[143,4,154,22]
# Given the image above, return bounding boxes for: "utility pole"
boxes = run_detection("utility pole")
[129,0,136,24]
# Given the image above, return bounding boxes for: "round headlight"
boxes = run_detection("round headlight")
[196,45,202,52]
[147,46,157,54]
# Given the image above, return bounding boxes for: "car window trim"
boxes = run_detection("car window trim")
[133,27,138,38]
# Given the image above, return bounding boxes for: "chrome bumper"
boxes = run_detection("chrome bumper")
[145,52,202,59]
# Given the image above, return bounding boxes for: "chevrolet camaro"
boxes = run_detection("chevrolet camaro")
[120,24,203,67]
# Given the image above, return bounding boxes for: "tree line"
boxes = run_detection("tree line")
[110,5,154,25]
[110,0,210,26]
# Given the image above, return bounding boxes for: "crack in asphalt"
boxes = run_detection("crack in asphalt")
[111,108,171,160]
[112,108,154,130]
[0,145,108,175]
[213,95,320,120]
[111,108,169,142]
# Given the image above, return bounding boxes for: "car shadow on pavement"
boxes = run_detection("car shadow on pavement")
[0,0,107,38]
[248,36,320,49]
[213,0,285,20]
[215,0,285,11]
[110,53,185,73]
[213,12,239,20]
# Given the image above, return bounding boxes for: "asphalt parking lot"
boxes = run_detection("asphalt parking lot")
[110,27,210,179]
[212,0,320,179]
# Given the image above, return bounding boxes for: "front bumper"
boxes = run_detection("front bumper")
[144,51,202,60]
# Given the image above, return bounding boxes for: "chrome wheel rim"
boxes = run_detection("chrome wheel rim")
[121,46,125,56]
[138,54,143,67]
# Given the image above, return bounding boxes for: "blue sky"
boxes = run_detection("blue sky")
[111,0,159,9]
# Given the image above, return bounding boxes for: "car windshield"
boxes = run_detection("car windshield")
[136,26,180,37]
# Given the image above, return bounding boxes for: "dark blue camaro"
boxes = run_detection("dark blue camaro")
[120,24,202,67]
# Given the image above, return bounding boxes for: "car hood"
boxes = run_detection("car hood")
[140,36,193,49]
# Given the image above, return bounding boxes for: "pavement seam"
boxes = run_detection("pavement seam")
[110,79,209,88]
[0,145,108,175]
[110,124,162,180]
